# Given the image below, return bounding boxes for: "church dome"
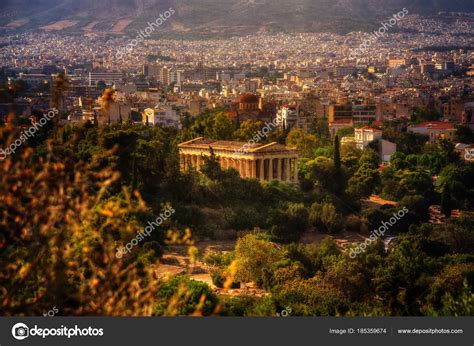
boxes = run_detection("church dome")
[239,93,259,104]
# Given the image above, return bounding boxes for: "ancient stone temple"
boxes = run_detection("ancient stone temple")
[178,137,299,182]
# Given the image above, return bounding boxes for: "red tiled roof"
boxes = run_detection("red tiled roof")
[410,121,454,129]
[330,118,353,125]
[359,126,382,132]
[239,94,259,103]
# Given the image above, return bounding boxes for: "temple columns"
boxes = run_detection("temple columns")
[259,159,265,180]
[285,157,290,182]
[179,150,297,183]
[268,158,273,180]
[180,154,185,171]
[276,158,282,181]
[294,158,298,182]
[240,160,246,178]
[197,155,203,171]
[246,160,252,178]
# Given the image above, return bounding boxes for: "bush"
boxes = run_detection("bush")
[202,251,234,267]
[235,234,284,286]
[273,280,349,316]
[245,296,277,316]
[142,241,164,258]
[269,203,309,243]
[210,270,225,288]
[220,296,258,316]
[210,269,239,289]
[345,214,364,233]
[154,275,218,316]
[225,206,261,230]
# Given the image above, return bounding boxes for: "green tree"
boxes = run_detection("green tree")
[201,147,223,180]
[441,184,453,217]
[336,127,354,138]
[333,135,345,194]
[234,120,266,142]
[211,112,235,140]
[307,156,336,191]
[395,132,428,155]
[235,234,284,286]
[347,163,380,199]
[411,107,441,122]
[455,126,474,143]
[286,127,318,159]
[320,202,343,233]
[310,118,330,138]
[154,276,218,316]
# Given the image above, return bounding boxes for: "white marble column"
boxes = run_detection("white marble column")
[196,155,202,171]
[285,158,290,182]
[294,158,298,182]
[180,154,185,171]
[239,159,245,178]
[276,158,282,181]
[186,154,192,169]
[268,158,273,180]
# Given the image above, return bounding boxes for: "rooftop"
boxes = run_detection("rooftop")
[358,126,382,132]
[409,121,454,129]
[179,137,297,154]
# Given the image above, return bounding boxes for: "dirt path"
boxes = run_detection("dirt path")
[155,239,271,297]
[361,194,398,209]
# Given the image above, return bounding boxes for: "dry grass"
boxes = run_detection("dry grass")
[40,20,78,31]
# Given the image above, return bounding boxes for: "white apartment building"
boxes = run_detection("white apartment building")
[143,105,181,129]
[276,106,298,129]
[342,126,382,150]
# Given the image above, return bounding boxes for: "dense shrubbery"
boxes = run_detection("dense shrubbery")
[218,228,474,316]
[154,275,218,316]
[2,109,473,317]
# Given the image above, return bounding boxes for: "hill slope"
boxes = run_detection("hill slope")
[1,0,473,36]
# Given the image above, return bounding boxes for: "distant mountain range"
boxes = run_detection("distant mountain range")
[1,0,474,37]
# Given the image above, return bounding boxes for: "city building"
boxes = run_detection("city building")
[341,126,382,149]
[88,72,122,86]
[18,73,52,85]
[276,106,298,129]
[407,121,456,144]
[329,118,353,137]
[329,103,376,125]
[388,59,407,68]
[143,105,181,129]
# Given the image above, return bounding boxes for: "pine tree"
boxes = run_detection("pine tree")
[441,184,453,218]
[333,135,344,194]
[201,147,222,180]
[334,135,341,172]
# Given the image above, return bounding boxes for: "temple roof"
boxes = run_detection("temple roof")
[179,137,297,154]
